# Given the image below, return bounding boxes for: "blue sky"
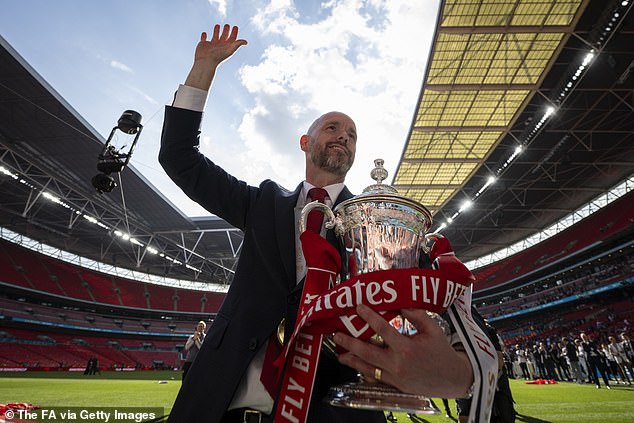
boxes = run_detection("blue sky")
[1,0,440,216]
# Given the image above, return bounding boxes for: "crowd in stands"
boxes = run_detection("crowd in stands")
[478,252,634,318]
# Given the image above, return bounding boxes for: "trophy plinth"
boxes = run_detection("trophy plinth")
[328,381,438,414]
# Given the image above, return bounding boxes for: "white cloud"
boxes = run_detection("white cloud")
[233,0,439,193]
[236,96,308,190]
[208,0,228,17]
[130,87,159,105]
[110,60,133,73]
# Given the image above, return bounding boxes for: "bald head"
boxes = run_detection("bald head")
[301,111,357,185]
[307,111,355,137]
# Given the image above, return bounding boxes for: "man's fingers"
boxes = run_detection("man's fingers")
[230,25,240,41]
[337,351,386,384]
[208,25,247,49]
[400,308,441,336]
[333,329,397,382]
[356,304,401,347]
[220,23,231,39]
[334,333,392,384]
[333,330,385,366]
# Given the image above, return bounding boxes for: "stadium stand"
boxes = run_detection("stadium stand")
[0,326,183,370]
[39,259,92,302]
[145,284,176,312]
[0,238,226,313]
[0,243,34,290]
[472,189,634,290]
[478,256,634,318]
[0,242,63,295]
[0,238,224,372]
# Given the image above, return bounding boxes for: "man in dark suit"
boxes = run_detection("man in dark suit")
[160,24,476,423]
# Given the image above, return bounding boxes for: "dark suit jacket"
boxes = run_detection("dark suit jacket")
[159,106,385,423]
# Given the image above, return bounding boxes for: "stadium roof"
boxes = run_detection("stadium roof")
[395,0,634,261]
[0,0,633,289]
[0,35,241,287]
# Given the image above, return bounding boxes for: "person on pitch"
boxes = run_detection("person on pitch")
[160,23,495,423]
[182,320,206,380]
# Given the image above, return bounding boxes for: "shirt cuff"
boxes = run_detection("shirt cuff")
[172,84,208,112]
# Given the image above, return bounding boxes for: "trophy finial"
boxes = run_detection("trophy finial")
[363,158,398,194]
[370,159,388,184]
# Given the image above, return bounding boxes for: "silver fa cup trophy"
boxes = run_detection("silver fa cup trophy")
[301,159,448,414]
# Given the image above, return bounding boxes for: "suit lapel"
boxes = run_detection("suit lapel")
[335,186,354,206]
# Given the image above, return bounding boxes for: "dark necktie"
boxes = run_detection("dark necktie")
[259,187,330,397]
[306,187,328,233]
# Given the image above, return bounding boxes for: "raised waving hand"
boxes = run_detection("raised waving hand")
[185,24,247,91]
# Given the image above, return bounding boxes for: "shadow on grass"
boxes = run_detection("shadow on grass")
[516,413,553,422]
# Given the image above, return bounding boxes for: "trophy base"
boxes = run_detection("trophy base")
[327,381,439,414]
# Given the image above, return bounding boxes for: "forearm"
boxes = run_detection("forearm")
[184,336,195,350]
[184,59,222,91]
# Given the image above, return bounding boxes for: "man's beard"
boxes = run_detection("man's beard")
[311,142,354,177]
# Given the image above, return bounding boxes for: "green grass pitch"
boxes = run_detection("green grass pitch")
[1,372,633,422]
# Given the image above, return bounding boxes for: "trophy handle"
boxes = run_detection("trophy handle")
[300,201,337,233]
[422,232,444,254]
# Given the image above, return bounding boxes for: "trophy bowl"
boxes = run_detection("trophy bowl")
[302,159,433,281]
[301,159,443,414]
